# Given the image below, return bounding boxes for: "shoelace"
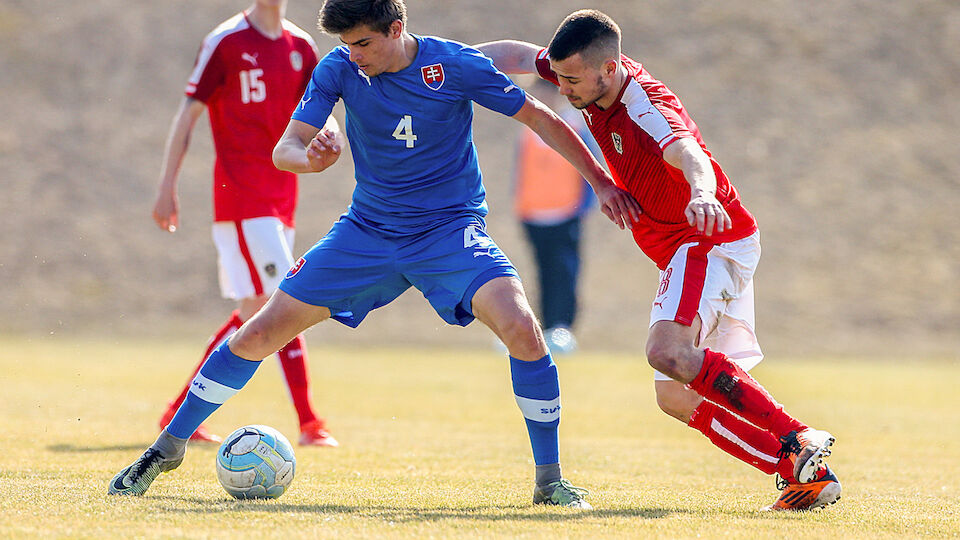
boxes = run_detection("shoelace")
[774,473,789,491]
[776,430,802,459]
[131,449,163,478]
[552,479,589,501]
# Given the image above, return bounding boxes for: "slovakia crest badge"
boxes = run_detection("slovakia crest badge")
[421,63,445,91]
[286,257,306,278]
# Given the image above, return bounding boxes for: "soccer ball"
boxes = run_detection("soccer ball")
[215,425,296,499]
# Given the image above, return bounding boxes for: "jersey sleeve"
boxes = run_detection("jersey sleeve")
[458,47,526,116]
[652,105,695,151]
[291,48,342,129]
[637,99,696,152]
[185,35,226,102]
[534,48,559,86]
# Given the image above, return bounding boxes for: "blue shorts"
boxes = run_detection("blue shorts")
[279,213,518,328]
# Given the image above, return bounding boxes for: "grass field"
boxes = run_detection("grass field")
[1,335,957,539]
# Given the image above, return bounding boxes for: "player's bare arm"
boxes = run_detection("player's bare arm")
[153,96,206,233]
[273,117,343,174]
[512,94,641,230]
[663,138,732,236]
[473,40,541,74]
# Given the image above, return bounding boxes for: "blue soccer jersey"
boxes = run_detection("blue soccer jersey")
[292,35,526,234]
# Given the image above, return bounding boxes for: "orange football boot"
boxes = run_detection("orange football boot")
[762,464,842,511]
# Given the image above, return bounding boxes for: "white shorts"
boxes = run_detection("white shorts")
[650,231,763,381]
[212,217,296,300]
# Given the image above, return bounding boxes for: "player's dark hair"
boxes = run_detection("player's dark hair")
[548,9,621,66]
[319,0,407,35]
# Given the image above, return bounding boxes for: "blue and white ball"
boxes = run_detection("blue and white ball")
[216,425,296,499]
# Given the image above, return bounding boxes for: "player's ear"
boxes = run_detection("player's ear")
[602,58,618,77]
[389,19,403,39]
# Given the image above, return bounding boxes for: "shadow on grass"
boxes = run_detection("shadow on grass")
[48,443,151,453]
[152,496,681,522]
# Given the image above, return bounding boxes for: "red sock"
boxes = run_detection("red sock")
[688,401,796,480]
[168,310,243,411]
[688,349,806,439]
[277,334,318,427]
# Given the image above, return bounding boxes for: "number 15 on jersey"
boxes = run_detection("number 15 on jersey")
[392,115,418,148]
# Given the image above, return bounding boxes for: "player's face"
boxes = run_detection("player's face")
[340,22,403,77]
[550,53,615,110]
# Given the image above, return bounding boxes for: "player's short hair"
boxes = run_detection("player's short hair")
[547,9,621,68]
[319,0,407,35]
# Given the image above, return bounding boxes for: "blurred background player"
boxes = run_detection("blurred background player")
[478,9,841,511]
[151,0,339,446]
[513,79,597,354]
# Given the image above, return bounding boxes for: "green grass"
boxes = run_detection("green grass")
[1,335,958,538]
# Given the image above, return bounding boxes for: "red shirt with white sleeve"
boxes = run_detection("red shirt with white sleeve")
[536,50,757,269]
[187,12,318,227]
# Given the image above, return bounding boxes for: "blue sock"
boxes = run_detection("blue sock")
[166,342,261,439]
[510,354,561,465]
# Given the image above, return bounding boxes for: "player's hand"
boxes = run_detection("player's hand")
[305,129,341,172]
[152,190,179,233]
[685,192,731,236]
[596,184,642,230]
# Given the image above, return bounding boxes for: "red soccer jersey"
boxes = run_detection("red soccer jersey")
[536,51,757,269]
[186,12,318,227]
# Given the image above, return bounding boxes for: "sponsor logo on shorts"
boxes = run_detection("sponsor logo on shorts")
[286,257,306,278]
[473,249,495,258]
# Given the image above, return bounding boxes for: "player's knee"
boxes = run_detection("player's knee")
[647,339,676,376]
[499,312,545,358]
[645,340,682,378]
[230,321,273,360]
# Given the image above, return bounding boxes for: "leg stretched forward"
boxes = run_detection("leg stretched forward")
[109,290,331,496]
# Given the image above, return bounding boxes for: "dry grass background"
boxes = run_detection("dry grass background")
[0,1,957,357]
[1,336,958,538]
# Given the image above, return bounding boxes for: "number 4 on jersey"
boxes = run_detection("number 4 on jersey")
[392,115,418,148]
